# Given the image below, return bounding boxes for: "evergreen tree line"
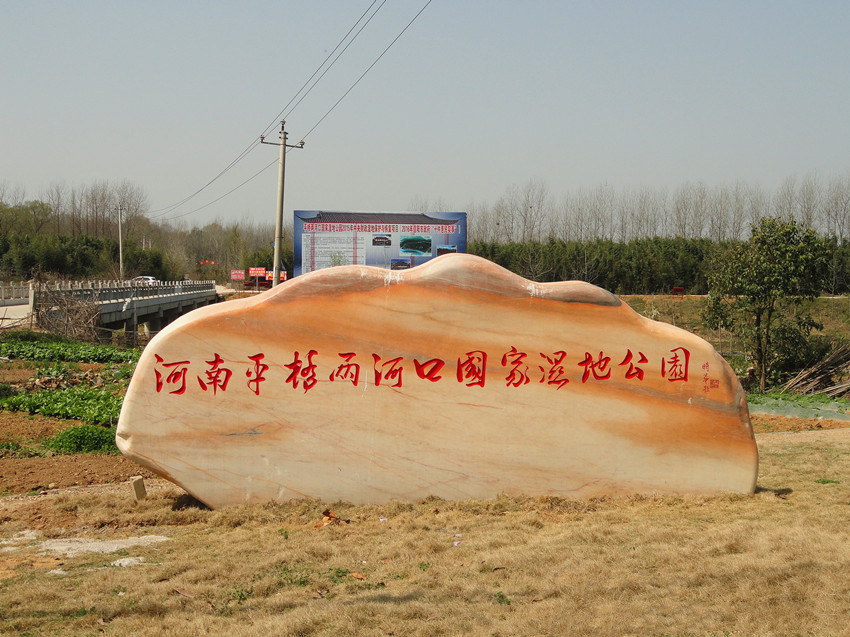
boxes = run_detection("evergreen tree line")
[469,236,850,296]
[0,234,170,281]
[468,238,717,294]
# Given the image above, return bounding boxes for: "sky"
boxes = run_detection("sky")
[2,1,850,227]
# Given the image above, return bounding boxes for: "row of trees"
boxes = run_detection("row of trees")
[0,180,288,281]
[0,234,171,281]
[5,172,850,281]
[1,180,845,392]
[469,237,716,295]
[0,180,149,241]
[463,174,850,244]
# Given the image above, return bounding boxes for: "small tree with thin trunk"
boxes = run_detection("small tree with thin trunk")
[703,217,828,391]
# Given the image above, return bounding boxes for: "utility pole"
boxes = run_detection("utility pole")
[118,204,124,280]
[261,121,304,287]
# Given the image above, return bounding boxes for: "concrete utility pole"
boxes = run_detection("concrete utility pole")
[261,121,304,287]
[118,204,124,280]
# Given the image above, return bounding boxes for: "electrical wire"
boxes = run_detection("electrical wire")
[301,0,433,142]
[258,0,384,139]
[148,140,260,217]
[150,0,383,217]
[154,0,433,222]
[277,0,388,126]
[157,157,279,222]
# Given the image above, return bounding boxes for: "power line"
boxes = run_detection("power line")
[153,0,433,222]
[301,0,433,142]
[157,157,278,222]
[277,0,388,126]
[150,1,383,217]
[259,0,384,139]
[148,140,260,218]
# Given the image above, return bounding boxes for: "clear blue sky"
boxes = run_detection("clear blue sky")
[2,1,849,226]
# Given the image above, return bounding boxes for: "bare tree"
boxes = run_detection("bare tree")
[672,183,694,238]
[590,183,614,240]
[552,194,576,243]
[519,180,552,242]
[0,181,26,206]
[824,174,850,243]
[706,185,730,242]
[797,172,822,230]
[746,183,769,228]
[115,180,150,243]
[728,181,748,240]
[408,195,453,213]
[80,180,113,237]
[42,182,68,235]
[466,201,496,243]
[772,176,797,221]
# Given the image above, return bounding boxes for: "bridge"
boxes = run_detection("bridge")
[0,280,220,334]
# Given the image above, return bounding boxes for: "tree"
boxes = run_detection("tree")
[703,217,829,391]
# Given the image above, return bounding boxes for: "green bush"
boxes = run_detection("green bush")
[43,425,118,454]
[0,383,18,400]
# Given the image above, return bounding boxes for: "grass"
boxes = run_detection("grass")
[746,390,848,406]
[0,430,848,636]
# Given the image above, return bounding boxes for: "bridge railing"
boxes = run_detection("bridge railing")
[0,281,31,307]
[32,280,217,305]
[0,280,218,306]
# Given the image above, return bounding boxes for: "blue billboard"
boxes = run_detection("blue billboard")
[293,210,467,277]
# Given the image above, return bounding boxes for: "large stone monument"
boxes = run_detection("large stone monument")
[116,254,758,508]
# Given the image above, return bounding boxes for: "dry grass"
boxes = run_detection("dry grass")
[1,431,849,636]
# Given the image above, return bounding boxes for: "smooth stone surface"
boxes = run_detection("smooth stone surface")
[116,253,758,508]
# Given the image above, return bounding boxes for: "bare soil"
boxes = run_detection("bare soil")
[0,409,844,497]
[0,412,156,495]
[0,455,156,495]
[749,412,850,433]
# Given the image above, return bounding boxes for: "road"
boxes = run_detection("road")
[0,304,30,329]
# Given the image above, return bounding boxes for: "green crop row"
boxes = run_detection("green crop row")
[0,340,139,364]
[0,331,140,364]
[0,387,122,426]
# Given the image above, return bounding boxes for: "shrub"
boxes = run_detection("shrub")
[43,425,118,454]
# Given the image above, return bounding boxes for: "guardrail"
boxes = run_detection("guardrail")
[1,280,217,308]
[39,280,216,304]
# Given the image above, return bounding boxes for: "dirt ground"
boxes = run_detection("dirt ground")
[0,412,156,494]
[0,454,157,495]
[0,409,847,497]
[749,412,850,433]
